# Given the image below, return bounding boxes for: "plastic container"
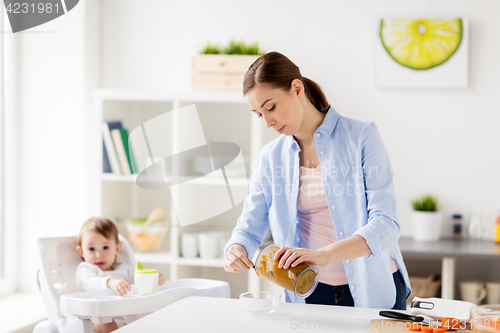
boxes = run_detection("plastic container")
[453,214,463,240]
[495,210,500,244]
[134,262,159,295]
[470,304,500,333]
[254,244,319,299]
[468,213,485,240]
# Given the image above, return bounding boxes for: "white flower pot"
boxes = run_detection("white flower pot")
[411,211,442,242]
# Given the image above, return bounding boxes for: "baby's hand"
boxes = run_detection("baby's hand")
[159,272,165,286]
[107,278,131,296]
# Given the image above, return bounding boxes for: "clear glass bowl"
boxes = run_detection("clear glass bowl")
[470,304,500,333]
[239,292,281,316]
[124,218,168,252]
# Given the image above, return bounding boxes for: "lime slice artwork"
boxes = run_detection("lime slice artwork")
[380,18,463,70]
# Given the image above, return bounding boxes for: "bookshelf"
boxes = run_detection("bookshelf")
[93,89,278,297]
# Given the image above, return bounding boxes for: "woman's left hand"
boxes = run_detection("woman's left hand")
[159,272,165,286]
[273,247,330,269]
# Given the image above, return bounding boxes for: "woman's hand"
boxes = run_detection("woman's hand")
[274,247,331,269]
[158,272,165,286]
[224,244,254,273]
[107,278,132,296]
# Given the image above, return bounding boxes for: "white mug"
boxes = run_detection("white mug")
[486,282,500,304]
[198,232,219,259]
[218,231,230,252]
[460,281,487,304]
[181,233,198,258]
[135,272,159,295]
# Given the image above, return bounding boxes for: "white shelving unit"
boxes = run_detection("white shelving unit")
[92,89,278,297]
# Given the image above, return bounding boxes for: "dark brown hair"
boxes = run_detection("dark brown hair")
[78,217,119,246]
[243,51,329,111]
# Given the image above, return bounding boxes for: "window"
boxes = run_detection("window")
[0,6,10,298]
[0,2,4,281]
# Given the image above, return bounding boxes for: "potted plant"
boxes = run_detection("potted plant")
[192,40,264,91]
[410,194,442,242]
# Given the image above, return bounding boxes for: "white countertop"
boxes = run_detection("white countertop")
[115,296,385,333]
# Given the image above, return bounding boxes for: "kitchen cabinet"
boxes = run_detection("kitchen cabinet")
[399,237,500,300]
[92,89,278,296]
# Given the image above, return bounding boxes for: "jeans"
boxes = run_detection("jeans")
[306,270,407,310]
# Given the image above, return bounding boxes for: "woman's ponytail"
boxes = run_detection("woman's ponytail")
[243,52,329,112]
[302,77,329,111]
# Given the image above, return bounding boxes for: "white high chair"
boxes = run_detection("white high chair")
[33,235,230,333]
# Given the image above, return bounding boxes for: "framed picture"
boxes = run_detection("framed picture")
[374,17,469,89]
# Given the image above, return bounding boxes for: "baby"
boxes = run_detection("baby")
[76,217,165,333]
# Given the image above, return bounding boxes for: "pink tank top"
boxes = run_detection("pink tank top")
[297,164,397,286]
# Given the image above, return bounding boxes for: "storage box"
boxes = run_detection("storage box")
[408,275,441,299]
[192,54,259,91]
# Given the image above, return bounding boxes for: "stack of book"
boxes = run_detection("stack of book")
[102,121,138,174]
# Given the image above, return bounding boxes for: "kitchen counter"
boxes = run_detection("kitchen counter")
[399,237,500,259]
[399,237,500,299]
[115,296,385,333]
[248,238,500,301]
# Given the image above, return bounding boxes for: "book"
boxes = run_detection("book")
[102,121,123,174]
[102,140,112,173]
[118,128,137,174]
[128,129,150,174]
[111,128,132,175]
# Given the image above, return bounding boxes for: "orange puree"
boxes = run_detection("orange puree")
[255,245,318,297]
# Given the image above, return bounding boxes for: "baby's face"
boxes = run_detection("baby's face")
[78,231,121,271]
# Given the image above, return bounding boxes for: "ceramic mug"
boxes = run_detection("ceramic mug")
[198,232,219,259]
[486,282,500,304]
[181,233,198,258]
[460,281,487,304]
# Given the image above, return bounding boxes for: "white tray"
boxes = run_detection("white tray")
[61,278,230,322]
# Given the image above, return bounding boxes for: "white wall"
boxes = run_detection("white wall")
[9,0,500,292]
[7,1,100,292]
[101,0,500,239]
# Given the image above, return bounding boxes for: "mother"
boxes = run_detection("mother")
[223,51,411,309]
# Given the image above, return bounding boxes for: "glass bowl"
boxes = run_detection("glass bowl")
[239,292,281,316]
[470,304,500,333]
[124,218,168,252]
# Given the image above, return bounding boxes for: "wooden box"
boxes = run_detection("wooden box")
[192,54,259,91]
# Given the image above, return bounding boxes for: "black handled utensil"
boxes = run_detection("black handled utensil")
[379,311,425,322]
[379,311,447,329]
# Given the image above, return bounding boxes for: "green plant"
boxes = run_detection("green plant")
[411,194,439,212]
[246,42,261,55]
[201,43,222,54]
[222,40,247,54]
[200,40,263,55]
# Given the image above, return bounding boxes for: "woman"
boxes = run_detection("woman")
[223,51,411,309]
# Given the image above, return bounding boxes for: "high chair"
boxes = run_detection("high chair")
[33,235,230,333]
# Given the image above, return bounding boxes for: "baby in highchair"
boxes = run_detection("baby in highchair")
[76,217,165,333]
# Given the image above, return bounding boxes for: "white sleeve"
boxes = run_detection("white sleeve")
[75,263,113,292]
[127,264,135,285]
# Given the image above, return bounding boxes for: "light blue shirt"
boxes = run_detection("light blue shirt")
[225,106,411,308]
